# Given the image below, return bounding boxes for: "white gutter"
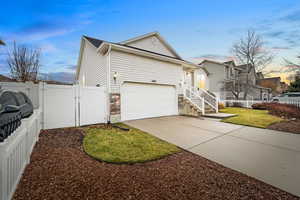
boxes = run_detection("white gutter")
[105,44,112,123]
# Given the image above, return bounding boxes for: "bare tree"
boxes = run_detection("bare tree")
[231,30,273,99]
[232,30,273,72]
[221,80,243,100]
[7,42,41,82]
[284,56,300,73]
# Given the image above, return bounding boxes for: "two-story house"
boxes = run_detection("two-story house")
[199,60,271,100]
[76,32,218,122]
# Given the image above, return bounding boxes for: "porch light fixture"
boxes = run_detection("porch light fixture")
[179,80,184,87]
[113,72,118,83]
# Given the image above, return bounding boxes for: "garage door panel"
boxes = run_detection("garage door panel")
[121,83,178,121]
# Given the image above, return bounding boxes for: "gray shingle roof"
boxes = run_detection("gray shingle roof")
[83,35,184,61]
[83,36,104,48]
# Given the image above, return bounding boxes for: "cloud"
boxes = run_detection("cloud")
[66,65,77,71]
[40,71,75,83]
[54,61,67,65]
[280,10,300,22]
[40,43,58,53]
[9,21,75,42]
[52,61,76,72]
[270,46,291,51]
[5,10,95,43]
[264,31,285,38]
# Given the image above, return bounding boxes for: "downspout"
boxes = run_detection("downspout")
[106,45,112,124]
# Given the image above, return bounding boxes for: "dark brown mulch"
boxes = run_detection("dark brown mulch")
[267,120,300,134]
[13,128,299,200]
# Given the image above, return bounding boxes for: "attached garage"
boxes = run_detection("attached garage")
[121,83,178,121]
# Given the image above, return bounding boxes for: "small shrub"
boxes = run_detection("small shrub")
[225,102,230,107]
[218,103,225,109]
[252,103,300,119]
[251,103,267,110]
[268,104,300,119]
[232,102,242,107]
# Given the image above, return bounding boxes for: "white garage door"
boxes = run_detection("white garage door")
[121,83,178,121]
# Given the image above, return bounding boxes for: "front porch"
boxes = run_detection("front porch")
[180,65,218,117]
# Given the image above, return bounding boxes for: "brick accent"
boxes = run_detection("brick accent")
[178,95,201,117]
[178,94,184,112]
[110,93,120,115]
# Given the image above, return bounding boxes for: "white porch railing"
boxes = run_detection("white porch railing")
[196,87,218,113]
[183,87,205,115]
[185,87,218,113]
[0,109,42,200]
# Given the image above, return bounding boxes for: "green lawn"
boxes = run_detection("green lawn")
[220,107,284,128]
[83,123,180,164]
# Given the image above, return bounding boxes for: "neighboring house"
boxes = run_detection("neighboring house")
[199,60,270,100]
[76,32,216,122]
[257,77,284,96]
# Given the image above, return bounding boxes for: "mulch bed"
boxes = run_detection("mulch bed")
[267,120,300,134]
[13,128,299,200]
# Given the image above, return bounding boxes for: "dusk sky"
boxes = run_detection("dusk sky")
[1,0,300,82]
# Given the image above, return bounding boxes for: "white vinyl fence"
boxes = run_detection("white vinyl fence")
[279,99,300,108]
[220,99,300,108]
[0,81,108,129]
[78,86,107,126]
[219,100,266,108]
[41,83,107,129]
[0,109,42,200]
[0,82,107,200]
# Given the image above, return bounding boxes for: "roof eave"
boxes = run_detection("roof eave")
[119,32,182,60]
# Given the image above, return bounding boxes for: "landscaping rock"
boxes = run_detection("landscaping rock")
[267,120,300,134]
[13,128,300,200]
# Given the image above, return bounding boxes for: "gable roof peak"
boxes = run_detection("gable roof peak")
[119,31,182,59]
[199,59,225,65]
[119,31,160,45]
[83,35,104,48]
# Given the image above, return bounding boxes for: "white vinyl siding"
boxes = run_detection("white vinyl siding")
[121,83,178,121]
[203,62,226,93]
[109,50,183,94]
[78,40,107,87]
[125,36,176,58]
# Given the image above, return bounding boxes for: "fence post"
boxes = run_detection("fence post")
[38,82,45,130]
[0,146,7,200]
[202,98,204,115]
[75,84,80,127]
[216,97,219,113]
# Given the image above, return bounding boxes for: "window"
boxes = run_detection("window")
[230,67,234,76]
[225,67,230,79]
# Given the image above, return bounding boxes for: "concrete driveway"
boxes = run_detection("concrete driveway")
[125,116,300,197]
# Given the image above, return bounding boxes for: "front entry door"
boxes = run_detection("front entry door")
[184,71,194,88]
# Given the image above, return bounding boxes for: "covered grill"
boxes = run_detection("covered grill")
[0,90,34,142]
